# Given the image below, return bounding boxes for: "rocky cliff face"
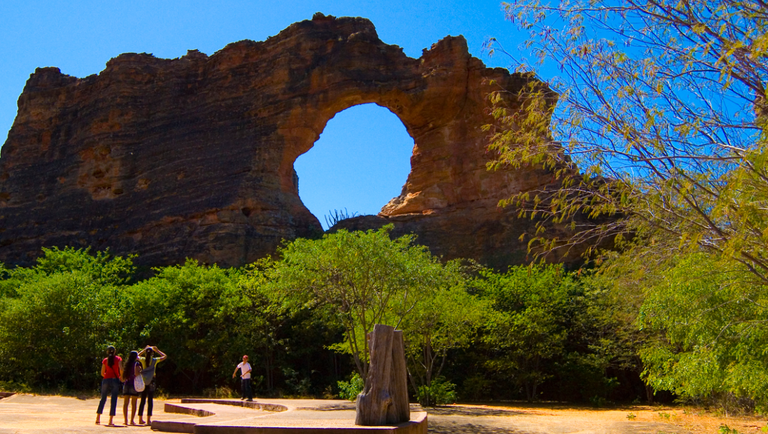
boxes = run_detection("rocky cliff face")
[0,14,571,268]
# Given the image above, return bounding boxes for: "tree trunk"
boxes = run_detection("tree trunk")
[263,348,275,391]
[645,384,654,404]
[355,324,410,426]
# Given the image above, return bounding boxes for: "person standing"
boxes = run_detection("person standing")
[95,346,122,426]
[232,355,253,401]
[137,345,166,425]
[121,350,142,426]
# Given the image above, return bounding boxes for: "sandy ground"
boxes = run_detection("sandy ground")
[427,404,768,434]
[1,394,766,434]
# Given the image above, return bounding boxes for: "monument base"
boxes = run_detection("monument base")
[152,399,427,434]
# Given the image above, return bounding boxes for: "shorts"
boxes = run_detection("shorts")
[123,379,140,396]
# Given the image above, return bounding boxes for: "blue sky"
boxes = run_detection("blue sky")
[0,1,524,228]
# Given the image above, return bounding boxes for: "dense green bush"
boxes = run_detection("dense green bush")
[473,265,576,401]
[447,264,649,403]
[0,244,643,403]
[0,248,134,391]
[639,253,768,410]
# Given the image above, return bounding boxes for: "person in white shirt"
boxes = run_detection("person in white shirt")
[232,355,253,401]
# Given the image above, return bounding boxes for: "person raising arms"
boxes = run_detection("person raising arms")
[137,345,166,425]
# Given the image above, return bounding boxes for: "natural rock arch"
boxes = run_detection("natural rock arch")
[0,14,569,268]
[294,103,414,227]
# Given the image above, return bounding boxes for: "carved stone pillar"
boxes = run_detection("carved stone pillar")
[355,324,410,425]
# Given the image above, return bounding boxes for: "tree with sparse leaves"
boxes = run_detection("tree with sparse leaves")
[487,0,768,406]
[488,0,768,279]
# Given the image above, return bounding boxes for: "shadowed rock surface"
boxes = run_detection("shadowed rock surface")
[0,13,572,268]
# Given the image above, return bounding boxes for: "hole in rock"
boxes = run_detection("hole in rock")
[294,103,414,230]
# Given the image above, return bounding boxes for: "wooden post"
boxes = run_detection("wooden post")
[355,324,410,425]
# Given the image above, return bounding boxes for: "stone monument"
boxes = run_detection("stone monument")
[355,324,410,426]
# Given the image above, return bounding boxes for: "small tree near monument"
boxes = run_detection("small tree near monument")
[272,225,464,382]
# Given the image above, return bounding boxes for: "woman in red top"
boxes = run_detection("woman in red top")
[95,345,122,426]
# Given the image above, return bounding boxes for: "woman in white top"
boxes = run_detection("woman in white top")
[232,355,253,401]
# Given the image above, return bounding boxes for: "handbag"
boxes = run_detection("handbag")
[134,373,145,392]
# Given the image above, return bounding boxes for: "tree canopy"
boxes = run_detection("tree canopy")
[488,0,768,281]
[488,0,768,407]
[0,248,134,390]
[638,252,768,409]
[475,265,574,401]
[270,225,468,381]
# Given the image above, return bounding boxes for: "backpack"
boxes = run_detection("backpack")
[134,372,145,392]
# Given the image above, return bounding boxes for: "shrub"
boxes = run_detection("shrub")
[337,373,364,401]
[416,377,457,407]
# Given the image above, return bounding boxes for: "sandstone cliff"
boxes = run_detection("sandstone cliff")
[0,14,571,268]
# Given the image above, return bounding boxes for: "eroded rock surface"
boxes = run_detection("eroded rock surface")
[0,14,568,268]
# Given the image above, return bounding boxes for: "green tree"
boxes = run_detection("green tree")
[401,275,488,406]
[638,253,768,410]
[565,267,655,403]
[0,247,135,390]
[239,258,348,396]
[237,259,288,393]
[125,260,251,392]
[475,264,574,401]
[271,225,463,381]
[26,247,135,286]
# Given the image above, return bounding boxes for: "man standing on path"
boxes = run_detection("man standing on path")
[232,355,253,401]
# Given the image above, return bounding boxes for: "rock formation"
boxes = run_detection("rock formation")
[0,13,572,268]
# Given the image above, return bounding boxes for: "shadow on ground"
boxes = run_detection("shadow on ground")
[426,406,526,417]
[428,420,528,434]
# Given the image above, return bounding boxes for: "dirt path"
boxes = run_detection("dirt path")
[1,394,765,434]
[427,404,767,434]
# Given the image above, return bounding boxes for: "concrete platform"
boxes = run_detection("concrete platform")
[152,398,428,434]
[0,394,426,434]
[1,393,714,433]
